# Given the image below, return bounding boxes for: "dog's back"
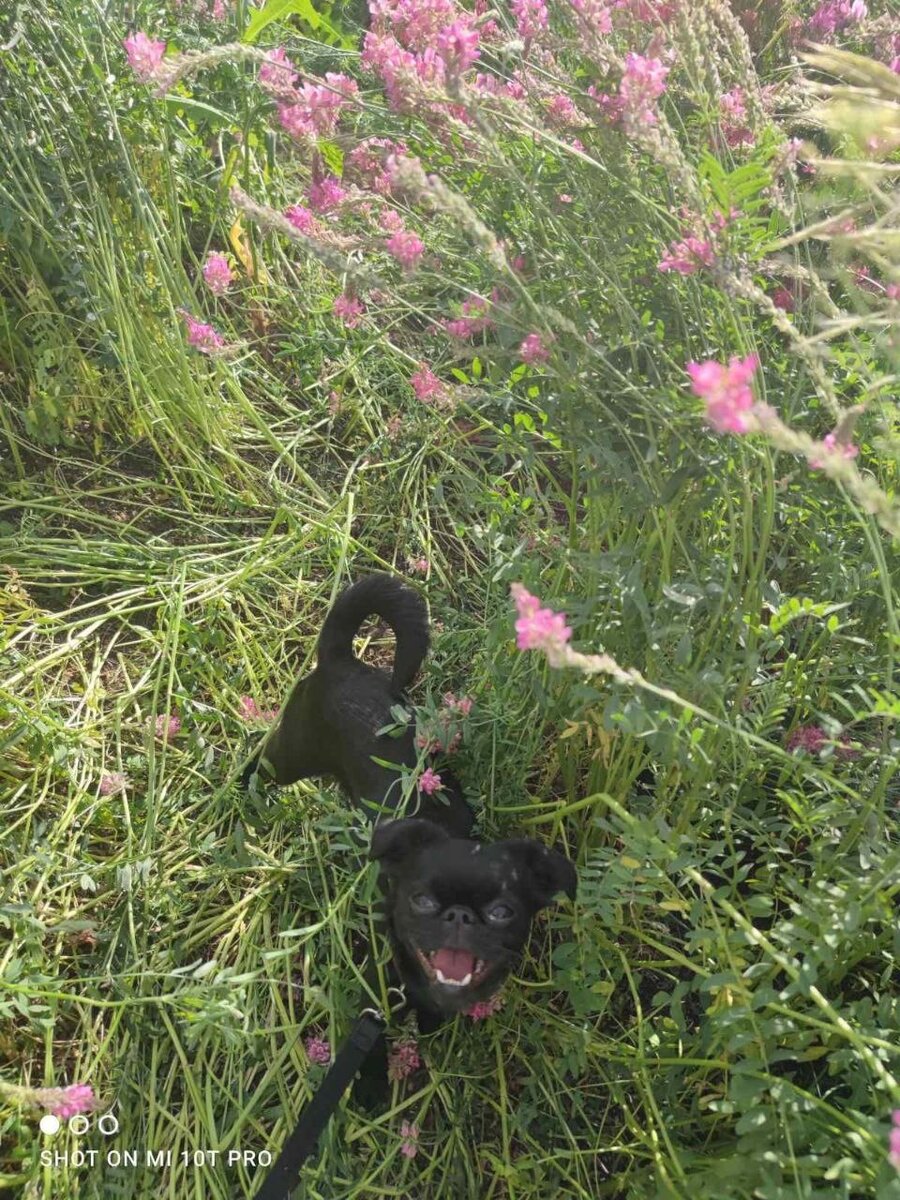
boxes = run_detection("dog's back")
[244,575,471,835]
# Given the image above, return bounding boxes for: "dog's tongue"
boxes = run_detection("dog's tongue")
[432,948,475,982]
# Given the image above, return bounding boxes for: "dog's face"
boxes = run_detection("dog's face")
[370,819,577,1014]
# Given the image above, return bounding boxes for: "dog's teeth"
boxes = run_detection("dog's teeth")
[434,969,472,988]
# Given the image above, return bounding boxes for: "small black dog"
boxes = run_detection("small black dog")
[243,573,576,1019]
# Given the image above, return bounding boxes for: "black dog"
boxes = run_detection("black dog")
[243,573,576,1020]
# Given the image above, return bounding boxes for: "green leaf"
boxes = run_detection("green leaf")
[241,0,351,46]
[162,96,234,128]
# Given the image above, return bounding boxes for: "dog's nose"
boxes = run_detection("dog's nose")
[442,905,476,926]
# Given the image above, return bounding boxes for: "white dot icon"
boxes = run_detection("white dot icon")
[70,1115,91,1136]
[39,1115,60,1136]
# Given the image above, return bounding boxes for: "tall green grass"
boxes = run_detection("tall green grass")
[2,0,899,1197]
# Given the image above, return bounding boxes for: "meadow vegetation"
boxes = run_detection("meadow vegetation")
[1,0,900,1196]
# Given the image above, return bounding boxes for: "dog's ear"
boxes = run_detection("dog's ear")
[369,818,448,870]
[505,840,577,908]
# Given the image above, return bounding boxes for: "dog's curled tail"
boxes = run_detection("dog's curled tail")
[316,573,429,693]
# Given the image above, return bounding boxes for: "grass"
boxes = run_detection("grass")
[2,0,900,1197]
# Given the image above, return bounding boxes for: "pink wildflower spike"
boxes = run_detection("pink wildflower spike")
[510,583,573,664]
[99,772,128,796]
[284,204,320,236]
[511,0,550,41]
[154,713,181,739]
[519,333,551,365]
[307,176,347,212]
[619,52,669,128]
[387,1039,421,1082]
[465,992,504,1020]
[686,354,759,435]
[568,0,613,35]
[418,767,443,794]
[808,432,860,471]
[890,1111,900,1170]
[658,233,715,275]
[258,47,298,96]
[36,1084,97,1120]
[719,88,754,149]
[202,252,233,295]
[179,311,227,355]
[304,1036,331,1065]
[410,365,446,404]
[332,294,365,327]
[386,229,425,271]
[400,1120,419,1158]
[443,693,473,716]
[786,723,857,759]
[436,20,480,74]
[772,287,795,311]
[123,32,166,83]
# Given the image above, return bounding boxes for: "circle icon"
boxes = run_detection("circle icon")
[39,1115,60,1136]
[69,1115,90,1136]
[98,1113,119,1136]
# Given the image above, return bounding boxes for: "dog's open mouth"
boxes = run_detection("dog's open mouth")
[415,946,491,989]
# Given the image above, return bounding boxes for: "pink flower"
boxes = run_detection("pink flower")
[465,993,504,1020]
[686,354,759,435]
[658,233,715,275]
[180,311,227,355]
[154,713,181,739]
[238,696,279,723]
[511,583,573,663]
[719,88,754,149]
[307,176,347,212]
[444,294,493,339]
[786,723,857,759]
[619,52,669,127]
[418,767,443,794]
[808,432,860,470]
[387,1039,421,1082]
[34,1084,97,1120]
[202,252,233,295]
[284,204,320,236]
[400,1120,419,1158]
[305,1036,331,1065]
[332,294,365,327]
[386,229,425,271]
[546,94,583,127]
[346,137,408,194]
[772,286,795,311]
[277,72,359,138]
[808,0,866,39]
[511,0,549,40]
[436,20,480,73]
[99,772,128,796]
[410,365,446,404]
[890,1111,900,1170]
[123,32,166,82]
[381,208,405,233]
[258,47,298,96]
[519,333,551,365]
[568,0,613,35]
[887,284,900,301]
[442,693,473,716]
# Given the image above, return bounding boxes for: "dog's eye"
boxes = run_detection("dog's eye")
[486,903,514,924]
[410,893,439,914]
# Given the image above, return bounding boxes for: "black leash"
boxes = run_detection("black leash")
[255,993,402,1200]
